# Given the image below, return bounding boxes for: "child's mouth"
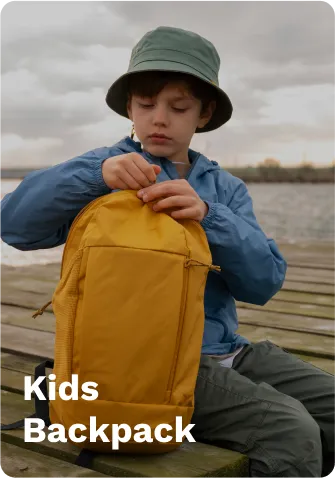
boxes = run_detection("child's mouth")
[149,136,171,144]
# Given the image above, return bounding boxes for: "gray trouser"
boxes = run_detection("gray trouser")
[192,340,334,477]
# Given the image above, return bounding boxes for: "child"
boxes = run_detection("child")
[1,26,333,477]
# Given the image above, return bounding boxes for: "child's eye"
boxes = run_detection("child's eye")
[138,103,187,112]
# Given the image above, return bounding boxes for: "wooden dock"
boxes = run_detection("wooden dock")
[1,241,334,477]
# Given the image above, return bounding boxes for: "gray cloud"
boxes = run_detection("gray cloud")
[1,1,334,168]
[109,2,334,67]
[241,63,334,92]
[196,118,334,164]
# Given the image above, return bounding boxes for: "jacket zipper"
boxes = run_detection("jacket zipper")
[185,153,200,181]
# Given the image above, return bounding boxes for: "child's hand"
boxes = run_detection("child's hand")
[137,179,209,222]
[102,153,161,190]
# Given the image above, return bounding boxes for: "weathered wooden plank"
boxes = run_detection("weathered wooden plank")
[284,274,334,286]
[2,249,334,284]
[287,267,334,280]
[1,304,55,333]
[2,279,334,315]
[281,280,334,296]
[2,261,334,299]
[290,258,334,268]
[2,345,334,393]
[286,255,334,267]
[293,354,334,375]
[1,441,107,477]
[1,352,42,375]
[0,284,52,310]
[0,356,51,395]
[6,256,331,278]
[280,252,335,265]
[273,290,334,307]
[287,254,334,264]
[277,240,334,252]
[2,263,334,319]
[3,303,334,345]
[1,263,60,282]
[237,308,334,336]
[285,268,334,285]
[277,242,334,263]
[3,277,56,294]
[9,282,335,314]
[1,264,57,310]
[1,368,29,394]
[237,324,334,358]
[286,262,334,271]
[3,281,335,336]
[1,390,249,477]
[0,262,330,287]
[2,296,335,343]
[237,300,334,320]
[1,324,54,360]
[0,301,331,366]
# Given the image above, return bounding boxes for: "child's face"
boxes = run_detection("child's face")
[127,81,214,159]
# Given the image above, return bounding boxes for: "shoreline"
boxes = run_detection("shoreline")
[2,167,334,184]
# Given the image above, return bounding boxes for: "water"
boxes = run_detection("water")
[1,180,333,266]
[247,183,334,243]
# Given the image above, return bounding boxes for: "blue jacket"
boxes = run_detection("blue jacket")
[1,136,287,354]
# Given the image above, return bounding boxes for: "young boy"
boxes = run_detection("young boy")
[1,26,333,477]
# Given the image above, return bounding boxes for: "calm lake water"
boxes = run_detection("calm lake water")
[1,179,334,266]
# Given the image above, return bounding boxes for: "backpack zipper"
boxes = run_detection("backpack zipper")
[31,195,108,319]
[166,257,220,402]
[60,195,108,278]
[166,257,190,401]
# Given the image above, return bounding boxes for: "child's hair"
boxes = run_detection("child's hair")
[127,71,217,115]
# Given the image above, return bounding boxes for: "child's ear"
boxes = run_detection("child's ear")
[126,97,133,120]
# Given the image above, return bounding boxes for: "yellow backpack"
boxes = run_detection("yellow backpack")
[5,190,219,455]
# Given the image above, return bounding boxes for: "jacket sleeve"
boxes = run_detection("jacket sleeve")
[200,178,287,305]
[1,147,114,251]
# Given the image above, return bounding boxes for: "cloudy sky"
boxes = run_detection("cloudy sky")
[1,1,334,169]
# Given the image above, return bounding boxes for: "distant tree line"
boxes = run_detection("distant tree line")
[2,159,335,183]
[226,158,334,183]
[1,169,37,179]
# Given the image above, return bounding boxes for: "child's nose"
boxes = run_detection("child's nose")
[152,105,169,125]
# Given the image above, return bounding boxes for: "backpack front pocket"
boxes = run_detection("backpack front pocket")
[76,246,187,405]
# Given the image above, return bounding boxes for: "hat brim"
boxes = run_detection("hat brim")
[105,60,233,133]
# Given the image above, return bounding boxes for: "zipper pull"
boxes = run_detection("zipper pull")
[185,259,221,272]
[32,300,52,319]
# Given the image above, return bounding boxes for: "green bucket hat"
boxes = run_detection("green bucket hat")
[105,26,233,133]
